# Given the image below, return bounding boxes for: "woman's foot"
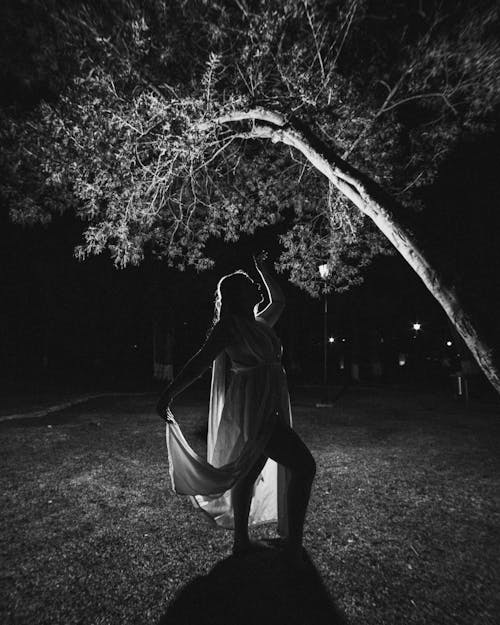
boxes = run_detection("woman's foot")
[232,538,276,556]
[282,541,307,569]
[265,537,290,550]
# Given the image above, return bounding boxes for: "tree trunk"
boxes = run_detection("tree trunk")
[203,109,500,395]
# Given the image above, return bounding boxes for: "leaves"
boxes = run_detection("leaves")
[1,0,498,293]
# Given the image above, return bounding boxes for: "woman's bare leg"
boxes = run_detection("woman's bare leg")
[231,422,316,559]
[264,423,316,558]
[232,454,267,551]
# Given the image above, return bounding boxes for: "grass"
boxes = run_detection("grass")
[1,387,499,624]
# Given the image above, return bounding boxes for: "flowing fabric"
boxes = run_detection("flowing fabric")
[165,314,293,535]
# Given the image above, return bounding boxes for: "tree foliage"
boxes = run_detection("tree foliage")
[1,0,499,295]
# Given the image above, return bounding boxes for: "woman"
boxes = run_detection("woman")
[156,254,316,565]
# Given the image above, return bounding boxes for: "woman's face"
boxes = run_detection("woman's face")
[240,277,263,308]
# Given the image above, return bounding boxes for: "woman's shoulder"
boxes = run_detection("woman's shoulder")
[254,314,272,328]
[212,315,233,332]
[203,317,237,355]
[217,313,264,339]
[212,314,241,339]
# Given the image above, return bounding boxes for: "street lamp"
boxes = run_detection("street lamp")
[317,264,333,407]
[411,321,422,376]
[318,263,330,280]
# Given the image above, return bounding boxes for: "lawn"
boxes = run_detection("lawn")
[1,387,499,624]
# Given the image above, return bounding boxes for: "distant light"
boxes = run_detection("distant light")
[446,340,452,347]
[328,336,335,343]
[412,322,421,331]
[318,263,330,279]
[342,338,346,342]
[399,353,407,366]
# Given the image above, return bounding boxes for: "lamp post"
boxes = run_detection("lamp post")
[316,264,333,407]
[411,321,422,378]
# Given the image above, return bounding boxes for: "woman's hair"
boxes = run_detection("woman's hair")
[212,270,253,325]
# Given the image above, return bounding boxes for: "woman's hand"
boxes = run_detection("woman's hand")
[253,250,269,271]
[156,392,174,423]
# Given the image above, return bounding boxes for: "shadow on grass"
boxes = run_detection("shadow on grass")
[159,547,347,625]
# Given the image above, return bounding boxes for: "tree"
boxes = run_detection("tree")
[1,0,499,391]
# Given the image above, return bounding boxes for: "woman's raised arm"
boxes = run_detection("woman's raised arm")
[254,252,285,327]
[156,318,233,418]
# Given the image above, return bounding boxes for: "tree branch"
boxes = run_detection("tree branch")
[332,0,358,68]
[228,122,366,211]
[303,0,326,80]
[381,92,458,115]
[197,108,287,131]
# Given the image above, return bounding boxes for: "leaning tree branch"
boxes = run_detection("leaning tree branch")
[197,108,288,130]
[237,124,366,210]
[195,107,500,394]
[201,111,367,201]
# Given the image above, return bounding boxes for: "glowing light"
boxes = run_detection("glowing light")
[446,340,452,347]
[328,336,335,343]
[399,353,407,366]
[318,263,330,279]
[412,322,421,331]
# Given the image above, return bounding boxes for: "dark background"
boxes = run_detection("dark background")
[2,202,492,400]
[2,113,499,402]
[1,0,499,404]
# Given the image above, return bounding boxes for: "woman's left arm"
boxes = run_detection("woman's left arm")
[254,253,285,327]
[156,318,232,419]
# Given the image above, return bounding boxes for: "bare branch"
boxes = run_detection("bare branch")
[343,72,407,159]
[332,0,358,68]
[235,63,255,96]
[192,137,237,174]
[381,92,459,115]
[234,0,249,18]
[303,0,325,80]
[395,171,425,195]
[197,108,287,130]
[228,122,366,211]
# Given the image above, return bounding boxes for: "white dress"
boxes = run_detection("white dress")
[165,314,293,535]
